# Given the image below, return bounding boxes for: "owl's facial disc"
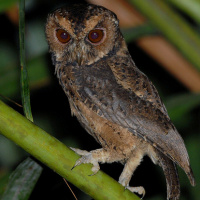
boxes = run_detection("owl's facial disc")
[46,5,122,66]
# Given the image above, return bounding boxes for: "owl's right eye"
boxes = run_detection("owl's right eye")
[56,29,71,43]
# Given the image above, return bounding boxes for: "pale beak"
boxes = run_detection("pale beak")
[76,52,82,66]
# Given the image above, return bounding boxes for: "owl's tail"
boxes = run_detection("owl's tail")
[156,150,180,200]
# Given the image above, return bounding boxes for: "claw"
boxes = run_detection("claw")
[88,164,100,176]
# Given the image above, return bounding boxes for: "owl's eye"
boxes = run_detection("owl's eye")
[88,29,104,44]
[56,29,71,43]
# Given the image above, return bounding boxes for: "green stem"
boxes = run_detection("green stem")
[19,0,33,121]
[0,100,140,200]
[129,0,200,71]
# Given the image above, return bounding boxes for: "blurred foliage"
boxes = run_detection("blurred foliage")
[0,0,199,200]
[121,24,159,43]
[0,0,18,13]
[129,0,200,72]
[1,158,42,200]
[168,0,200,24]
[165,93,200,128]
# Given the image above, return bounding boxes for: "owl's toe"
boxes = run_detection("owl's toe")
[71,147,100,175]
[126,186,145,198]
[70,147,89,155]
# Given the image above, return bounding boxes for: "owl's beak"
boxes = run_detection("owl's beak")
[76,52,83,66]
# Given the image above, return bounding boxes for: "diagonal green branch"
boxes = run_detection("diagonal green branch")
[0,100,140,200]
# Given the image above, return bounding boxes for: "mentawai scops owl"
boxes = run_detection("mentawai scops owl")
[45,3,195,199]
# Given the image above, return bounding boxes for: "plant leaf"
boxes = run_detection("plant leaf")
[1,158,42,200]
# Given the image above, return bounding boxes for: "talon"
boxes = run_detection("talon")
[71,159,82,170]
[88,172,96,176]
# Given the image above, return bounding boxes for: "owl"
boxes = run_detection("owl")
[45,3,195,199]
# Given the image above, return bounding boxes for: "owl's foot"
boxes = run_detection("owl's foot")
[70,147,100,175]
[126,186,145,198]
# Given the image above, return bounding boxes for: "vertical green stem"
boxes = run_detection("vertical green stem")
[19,0,33,121]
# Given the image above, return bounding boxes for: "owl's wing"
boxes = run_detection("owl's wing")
[108,57,169,116]
[76,58,195,186]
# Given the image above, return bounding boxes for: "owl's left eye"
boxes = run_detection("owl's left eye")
[56,29,71,43]
[88,29,105,44]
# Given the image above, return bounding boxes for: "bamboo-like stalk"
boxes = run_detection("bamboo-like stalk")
[0,100,140,200]
[129,0,200,72]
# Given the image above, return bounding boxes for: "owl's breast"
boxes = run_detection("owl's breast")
[58,61,116,102]
[57,63,81,100]
[57,62,128,145]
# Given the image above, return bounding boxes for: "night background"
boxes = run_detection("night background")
[0,0,200,199]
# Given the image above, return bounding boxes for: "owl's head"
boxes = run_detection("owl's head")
[45,4,126,66]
